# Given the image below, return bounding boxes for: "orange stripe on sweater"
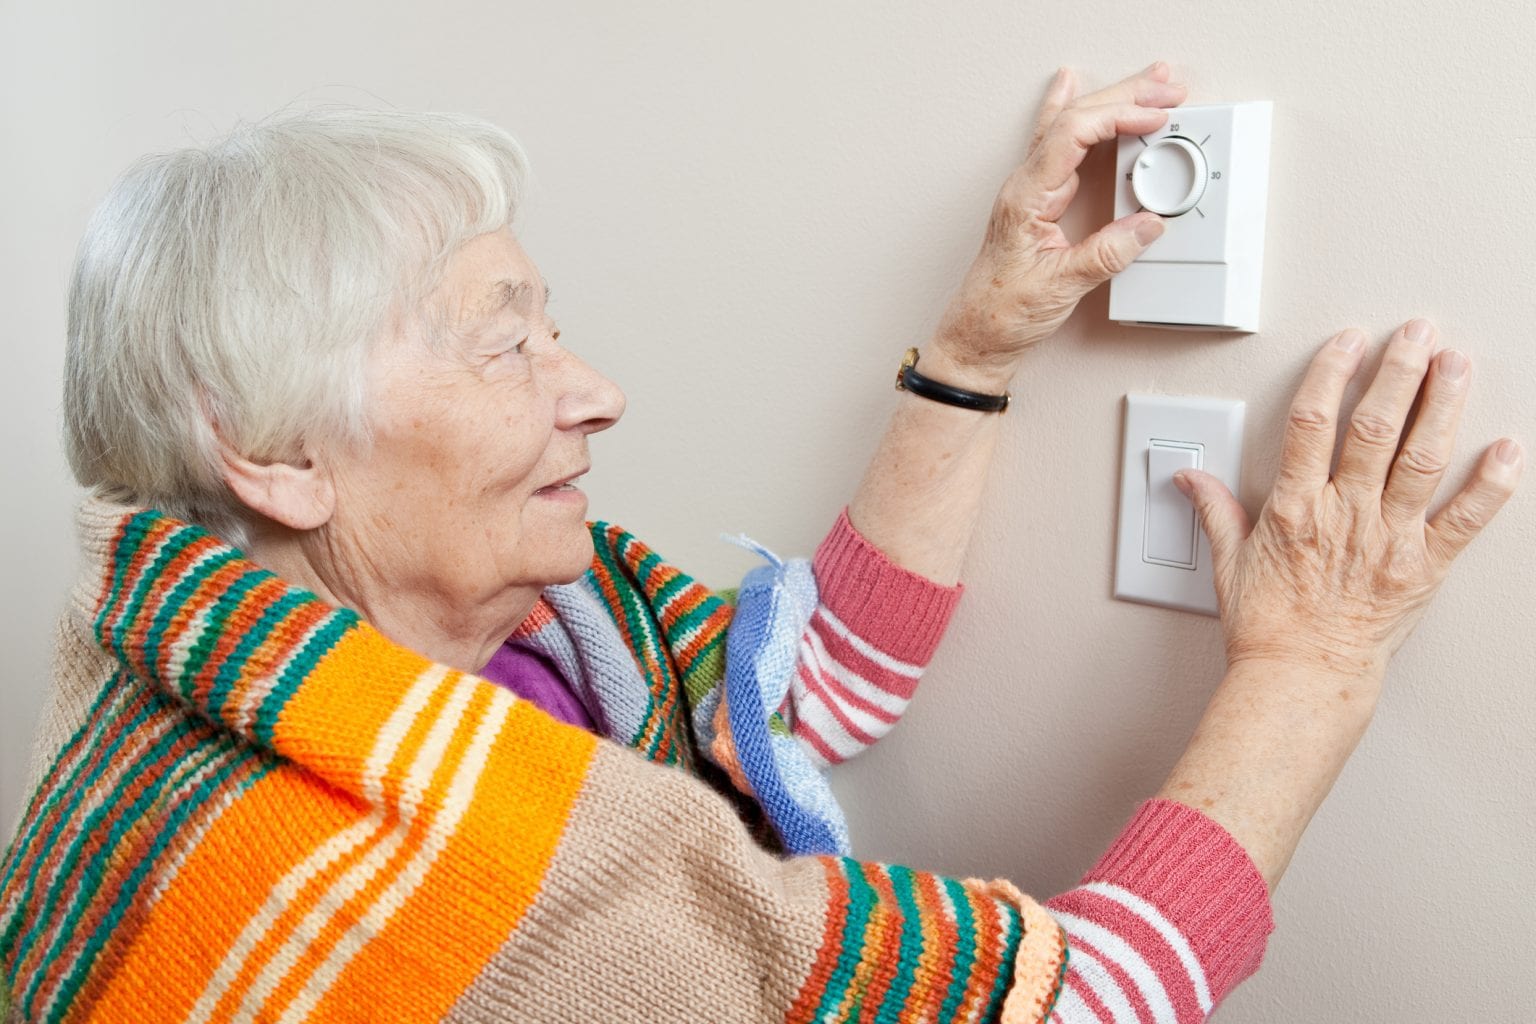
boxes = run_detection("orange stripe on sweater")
[121,533,218,664]
[86,767,367,1022]
[854,865,908,1023]
[273,626,436,790]
[907,871,959,1023]
[256,676,484,1018]
[227,598,337,735]
[204,670,456,1020]
[178,569,285,702]
[672,604,733,671]
[831,866,895,1021]
[958,885,1003,1022]
[97,518,176,634]
[199,798,402,1023]
[309,699,596,1021]
[785,859,852,1022]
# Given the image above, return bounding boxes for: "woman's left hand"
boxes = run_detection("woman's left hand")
[930,62,1187,389]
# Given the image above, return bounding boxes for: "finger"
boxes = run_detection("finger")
[1380,349,1471,524]
[1272,329,1369,497]
[1333,318,1439,501]
[1425,439,1523,566]
[1070,61,1187,114]
[1173,468,1252,576]
[1059,212,1165,287]
[1025,102,1171,194]
[1028,67,1076,153]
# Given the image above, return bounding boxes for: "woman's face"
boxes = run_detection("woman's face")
[314,227,625,624]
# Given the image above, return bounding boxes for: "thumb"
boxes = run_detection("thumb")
[1063,213,1165,288]
[1173,468,1251,572]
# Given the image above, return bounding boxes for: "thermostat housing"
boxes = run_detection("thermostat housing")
[1109,101,1273,333]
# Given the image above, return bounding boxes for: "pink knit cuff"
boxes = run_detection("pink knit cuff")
[1067,799,1274,1006]
[810,508,964,666]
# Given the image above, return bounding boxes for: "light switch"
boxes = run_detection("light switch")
[1108,101,1273,332]
[1145,442,1201,567]
[1115,395,1245,616]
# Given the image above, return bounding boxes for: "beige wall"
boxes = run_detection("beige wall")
[3,1,1532,1018]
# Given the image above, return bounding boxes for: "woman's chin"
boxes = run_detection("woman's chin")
[529,521,597,586]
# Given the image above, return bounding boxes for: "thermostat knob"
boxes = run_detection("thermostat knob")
[1131,136,1209,217]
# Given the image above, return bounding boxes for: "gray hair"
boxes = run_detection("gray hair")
[63,107,529,548]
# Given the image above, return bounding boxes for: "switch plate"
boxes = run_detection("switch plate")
[1115,394,1245,616]
[1108,101,1273,332]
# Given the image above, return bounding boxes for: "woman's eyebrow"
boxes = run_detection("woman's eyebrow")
[475,279,552,323]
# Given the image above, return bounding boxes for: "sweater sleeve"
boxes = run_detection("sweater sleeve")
[1043,800,1275,1021]
[785,509,963,766]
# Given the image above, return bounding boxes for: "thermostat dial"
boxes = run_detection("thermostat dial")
[1131,135,1208,217]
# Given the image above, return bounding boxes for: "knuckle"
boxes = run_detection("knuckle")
[1383,348,1430,379]
[1348,410,1400,448]
[1092,239,1132,277]
[1438,503,1484,539]
[1395,444,1447,478]
[1265,496,1313,534]
[1058,107,1096,142]
[1286,404,1333,434]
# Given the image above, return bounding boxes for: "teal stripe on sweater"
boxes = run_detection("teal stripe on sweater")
[208,588,310,719]
[103,525,201,663]
[810,858,881,1020]
[91,510,159,639]
[979,900,1025,1023]
[936,876,982,1023]
[43,745,271,1024]
[589,534,671,759]
[876,864,925,1021]
[0,686,156,965]
[252,608,356,748]
[7,694,183,977]
[646,567,690,613]
[145,549,243,696]
[0,674,123,918]
[16,707,208,1015]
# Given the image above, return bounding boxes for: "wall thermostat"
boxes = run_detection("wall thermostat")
[1109,101,1273,333]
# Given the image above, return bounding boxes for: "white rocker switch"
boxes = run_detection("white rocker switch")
[1145,442,1201,568]
[1115,394,1245,616]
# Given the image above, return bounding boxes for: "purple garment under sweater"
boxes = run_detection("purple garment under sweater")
[479,642,596,731]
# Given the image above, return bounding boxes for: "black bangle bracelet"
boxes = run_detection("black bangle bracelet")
[894,348,1010,413]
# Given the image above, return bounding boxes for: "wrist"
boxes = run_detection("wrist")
[919,340,1017,396]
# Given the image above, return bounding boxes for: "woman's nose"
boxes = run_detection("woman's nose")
[553,348,626,435]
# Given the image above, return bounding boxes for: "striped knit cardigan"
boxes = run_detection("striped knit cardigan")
[2,500,1271,1022]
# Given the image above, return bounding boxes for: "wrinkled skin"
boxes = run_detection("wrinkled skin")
[933,63,1181,383]
[1179,321,1523,690]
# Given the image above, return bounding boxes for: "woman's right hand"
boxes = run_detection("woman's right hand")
[1174,319,1522,695]
[1158,319,1521,890]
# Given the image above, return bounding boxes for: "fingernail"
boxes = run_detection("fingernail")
[1438,349,1468,381]
[1496,439,1522,465]
[1172,469,1193,496]
[1134,217,1165,245]
[1405,318,1434,345]
[1332,329,1364,353]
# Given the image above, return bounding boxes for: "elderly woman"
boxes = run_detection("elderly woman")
[0,63,1521,1023]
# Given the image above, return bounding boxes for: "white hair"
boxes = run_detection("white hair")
[63,107,529,547]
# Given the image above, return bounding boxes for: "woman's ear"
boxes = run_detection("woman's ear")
[219,442,336,533]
